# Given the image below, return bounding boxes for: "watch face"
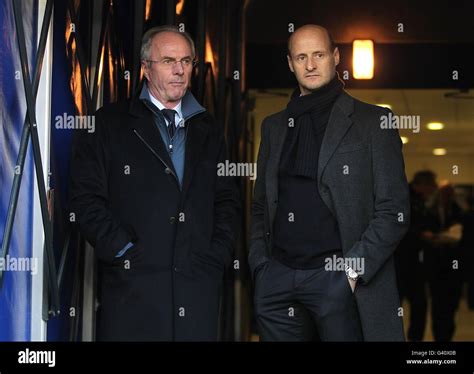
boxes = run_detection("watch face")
[348,269,358,279]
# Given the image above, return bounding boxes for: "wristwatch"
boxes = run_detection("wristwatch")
[345,265,359,281]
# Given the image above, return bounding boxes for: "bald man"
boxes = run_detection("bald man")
[249,25,410,341]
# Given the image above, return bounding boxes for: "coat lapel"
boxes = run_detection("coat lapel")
[128,97,179,182]
[317,91,355,185]
[129,86,209,194]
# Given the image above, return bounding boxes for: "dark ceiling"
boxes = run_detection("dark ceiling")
[246,0,474,44]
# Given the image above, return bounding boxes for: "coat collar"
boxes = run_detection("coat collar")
[317,90,355,184]
[129,84,206,121]
[128,84,210,197]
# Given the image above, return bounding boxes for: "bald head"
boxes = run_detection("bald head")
[288,25,335,56]
[286,24,340,94]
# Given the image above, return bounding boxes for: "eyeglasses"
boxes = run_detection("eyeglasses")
[145,57,198,68]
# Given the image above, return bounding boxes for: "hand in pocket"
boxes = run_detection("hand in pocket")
[113,242,144,272]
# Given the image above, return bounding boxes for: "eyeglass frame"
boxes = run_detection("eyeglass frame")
[144,57,198,68]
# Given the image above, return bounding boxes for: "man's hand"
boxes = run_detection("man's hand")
[348,278,357,293]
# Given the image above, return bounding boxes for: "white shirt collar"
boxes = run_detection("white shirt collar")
[147,87,184,127]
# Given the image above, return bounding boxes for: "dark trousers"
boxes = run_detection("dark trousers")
[468,274,474,310]
[254,257,363,341]
[426,248,463,342]
[462,246,474,310]
[399,274,427,341]
[396,253,427,341]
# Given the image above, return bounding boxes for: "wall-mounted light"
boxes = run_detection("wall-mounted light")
[427,122,444,131]
[205,34,215,71]
[400,136,409,144]
[145,0,152,20]
[176,0,185,15]
[433,148,447,156]
[353,40,374,79]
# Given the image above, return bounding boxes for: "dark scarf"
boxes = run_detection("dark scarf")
[285,72,344,179]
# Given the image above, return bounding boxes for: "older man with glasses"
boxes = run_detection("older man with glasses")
[70,25,240,341]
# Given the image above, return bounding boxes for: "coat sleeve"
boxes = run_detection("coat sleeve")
[248,117,271,278]
[345,109,410,284]
[210,128,241,270]
[69,110,136,263]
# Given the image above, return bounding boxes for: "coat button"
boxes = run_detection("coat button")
[266,231,270,237]
[165,168,172,174]
[273,199,278,204]
[174,266,180,272]
[169,216,176,224]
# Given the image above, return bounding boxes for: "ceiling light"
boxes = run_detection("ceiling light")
[433,148,447,156]
[427,122,444,131]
